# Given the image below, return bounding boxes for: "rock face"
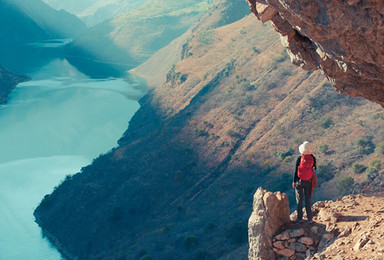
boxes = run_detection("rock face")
[247,0,384,107]
[248,188,290,260]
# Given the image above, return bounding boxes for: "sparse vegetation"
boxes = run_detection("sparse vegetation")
[197,30,216,45]
[357,137,375,155]
[367,167,379,180]
[317,162,336,182]
[252,46,260,54]
[336,176,354,195]
[204,222,216,232]
[376,141,384,154]
[369,158,382,170]
[225,221,248,245]
[191,249,212,260]
[140,255,153,260]
[184,235,199,250]
[276,148,294,161]
[320,117,334,129]
[351,163,366,174]
[318,144,329,154]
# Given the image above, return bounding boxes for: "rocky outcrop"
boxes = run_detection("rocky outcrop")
[247,0,384,107]
[248,188,290,259]
[249,191,384,259]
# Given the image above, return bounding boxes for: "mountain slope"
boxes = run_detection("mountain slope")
[42,0,148,27]
[68,0,213,68]
[0,0,85,42]
[131,0,251,87]
[0,67,28,104]
[35,1,384,260]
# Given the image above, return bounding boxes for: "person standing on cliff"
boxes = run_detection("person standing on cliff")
[292,141,317,223]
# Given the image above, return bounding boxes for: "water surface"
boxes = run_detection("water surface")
[0,40,145,259]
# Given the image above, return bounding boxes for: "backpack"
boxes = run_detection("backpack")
[298,154,314,181]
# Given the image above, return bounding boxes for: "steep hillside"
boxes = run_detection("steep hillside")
[35,1,384,260]
[67,0,213,68]
[0,67,28,104]
[42,0,100,14]
[0,0,85,42]
[131,0,251,87]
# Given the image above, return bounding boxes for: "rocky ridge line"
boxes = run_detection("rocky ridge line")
[246,0,384,107]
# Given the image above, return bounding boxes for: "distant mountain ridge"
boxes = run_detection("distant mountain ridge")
[0,0,85,42]
[42,0,148,27]
[67,0,213,69]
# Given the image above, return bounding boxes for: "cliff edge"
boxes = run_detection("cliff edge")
[249,188,384,259]
[247,0,384,107]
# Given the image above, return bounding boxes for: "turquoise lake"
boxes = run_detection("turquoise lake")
[0,40,145,259]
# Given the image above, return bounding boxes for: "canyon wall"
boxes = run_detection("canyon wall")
[247,0,384,107]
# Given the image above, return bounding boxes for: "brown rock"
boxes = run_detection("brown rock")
[289,228,305,238]
[247,0,384,106]
[275,231,290,241]
[273,241,286,250]
[354,235,370,251]
[323,232,334,241]
[276,248,295,257]
[249,188,290,260]
[311,226,319,234]
[318,209,332,222]
[339,227,352,237]
[288,242,307,252]
[255,3,278,23]
[299,236,314,245]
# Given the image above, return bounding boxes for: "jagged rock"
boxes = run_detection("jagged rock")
[276,248,295,257]
[290,228,305,238]
[276,231,290,241]
[314,201,325,208]
[299,237,314,245]
[339,227,352,237]
[249,188,290,260]
[273,241,285,250]
[311,226,319,234]
[354,235,370,251]
[247,0,384,106]
[288,242,307,253]
[317,209,332,222]
[331,212,343,223]
[322,232,334,242]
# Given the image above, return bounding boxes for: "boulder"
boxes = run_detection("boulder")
[249,188,290,260]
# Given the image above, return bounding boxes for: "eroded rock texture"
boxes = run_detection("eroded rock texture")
[247,0,384,106]
[248,188,290,260]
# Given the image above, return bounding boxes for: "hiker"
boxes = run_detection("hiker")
[292,141,317,223]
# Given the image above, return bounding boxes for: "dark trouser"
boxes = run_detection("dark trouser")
[295,180,312,221]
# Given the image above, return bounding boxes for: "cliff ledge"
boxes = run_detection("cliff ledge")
[247,0,384,107]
